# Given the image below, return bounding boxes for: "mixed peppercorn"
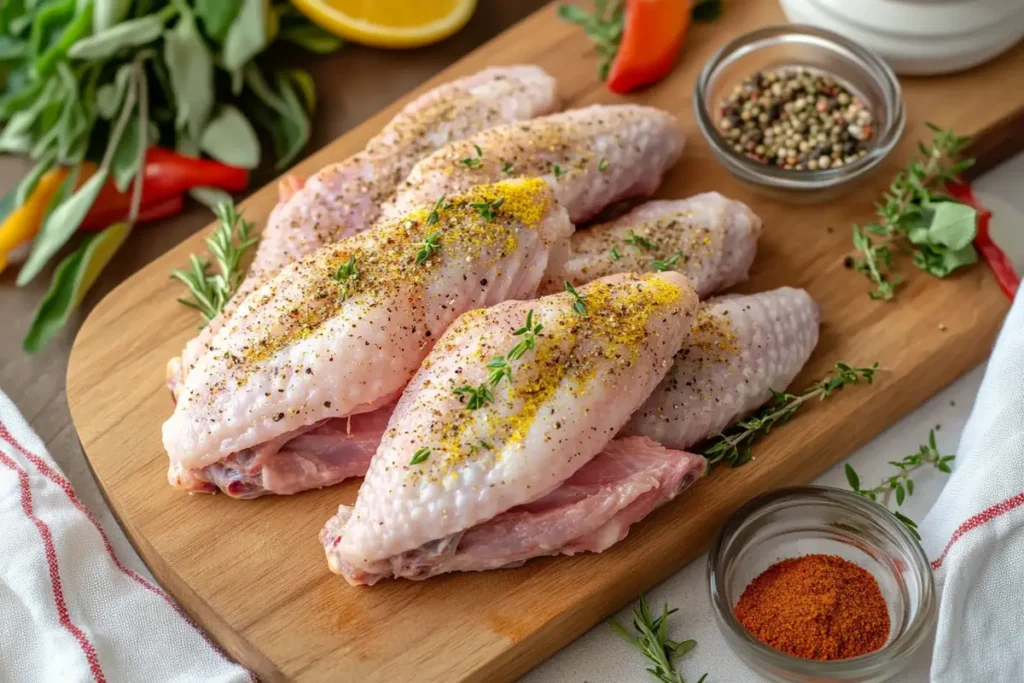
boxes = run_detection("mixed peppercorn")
[717,68,874,171]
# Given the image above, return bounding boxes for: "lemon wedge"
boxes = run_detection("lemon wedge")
[291,0,477,49]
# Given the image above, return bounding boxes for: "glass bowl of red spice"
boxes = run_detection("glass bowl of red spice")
[707,486,936,682]
[693,24,905,202]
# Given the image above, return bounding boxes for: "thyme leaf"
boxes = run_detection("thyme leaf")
[471,196,505,221]
[415,231,442,265]
[652,251,686,272]
[624,229,658,252]
[849,124,977,300]
[844,428,954,539]
[564,281,588,317]
[700,362,879,467]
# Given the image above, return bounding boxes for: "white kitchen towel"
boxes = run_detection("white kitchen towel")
[915,288,1024,683]
[0,390,251,683]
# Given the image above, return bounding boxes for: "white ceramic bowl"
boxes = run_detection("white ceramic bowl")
[780,0,1024,75]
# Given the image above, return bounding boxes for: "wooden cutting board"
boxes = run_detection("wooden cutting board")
[67,2,1024,681]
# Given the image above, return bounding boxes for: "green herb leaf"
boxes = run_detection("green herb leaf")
[610,595,702,683]
[200,104,260,168]
[624,229,657,252]
[92,0,133,33]
[95,63,134,119]
[15,149,57,206]
[651,251,686,272]
[409,447,430,465]
[164,7,215,140]
[111,115,142,192]
[844,463,860,492]
[68,11,169,60]
[284,69,317,112]
[172,201,259,322]
[23,221,132,353]
[189,186,234,211]
[924,201,978,251]
[222,0,267,71]
[598,157,608,172]
[565,280,588,317]
[279,23,344,53]
[17,168,109,286]
[471,196,504,221]
[415,231,442,265]
[193,0,244,43]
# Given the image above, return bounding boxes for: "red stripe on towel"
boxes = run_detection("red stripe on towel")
[0,422,256,682]
[931,491,1024,570]
[0,449,107,682]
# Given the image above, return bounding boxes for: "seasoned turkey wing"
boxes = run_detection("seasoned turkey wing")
[323,272,701,585]
[623,287,820,449]
[385,104,685,225]
[169,65,559,397]
[163,178,572,490]
[543,192,762,296]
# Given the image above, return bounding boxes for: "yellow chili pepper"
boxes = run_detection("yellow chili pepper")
[0,168,70,274]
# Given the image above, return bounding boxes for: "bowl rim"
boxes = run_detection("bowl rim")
[706,485,937,677]
[693,23,907,191]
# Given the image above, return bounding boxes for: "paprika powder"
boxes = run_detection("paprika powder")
[733,554,889,660]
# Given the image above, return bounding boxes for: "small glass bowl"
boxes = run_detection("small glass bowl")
[707,486,936,683]
[693,24,906,202]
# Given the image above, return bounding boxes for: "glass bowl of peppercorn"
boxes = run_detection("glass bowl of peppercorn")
[707,486,936,682]
[694,24,905,201]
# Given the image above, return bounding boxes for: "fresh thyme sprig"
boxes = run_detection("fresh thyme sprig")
[625,229,658,252]
[849,123,977,300]
[172,202,259,324]
[472,196,505,221]
[454,309,544,411]
[460,143,484,169]
[508,309,543,360]
[331,255,358,300]
[565,281,589,316]
[610,247,623,261]
[609,595,706,683]
[652,252,686,272]
[701,362,879,467]
[453,383,494,410]
[415,232,442,265]
[557,0,722,82]
[845,428,954,539]
[502,161,515,175]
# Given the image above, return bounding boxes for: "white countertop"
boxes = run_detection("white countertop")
[523,153,1024,683]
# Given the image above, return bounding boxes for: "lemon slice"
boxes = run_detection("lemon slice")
[292,0,478,49]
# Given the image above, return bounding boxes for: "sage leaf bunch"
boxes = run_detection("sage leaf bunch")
[1,0,341,350]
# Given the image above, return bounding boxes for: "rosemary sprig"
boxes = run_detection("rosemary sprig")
[409,447,431,466]
[331,255,359,300]
[564,281,588,317]
[471,196,505,221]
[625,229,658,252]
[172,202,258,324]
[415,231,442,265]
[701,362,879,467]
[609,595,706,683]
[652,252,686,272]
[453,383,494,410]
[460,143,484,169]
[849,123,977,300]
[426,195,447,227]
[845,428,954,539]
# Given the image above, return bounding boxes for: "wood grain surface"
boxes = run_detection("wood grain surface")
[66,2,1023,682]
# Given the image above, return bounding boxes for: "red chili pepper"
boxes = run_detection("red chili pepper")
[947,182,1019,300]
[83,193,186,231]
[606,0,690,95]
[80,148,248,231]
